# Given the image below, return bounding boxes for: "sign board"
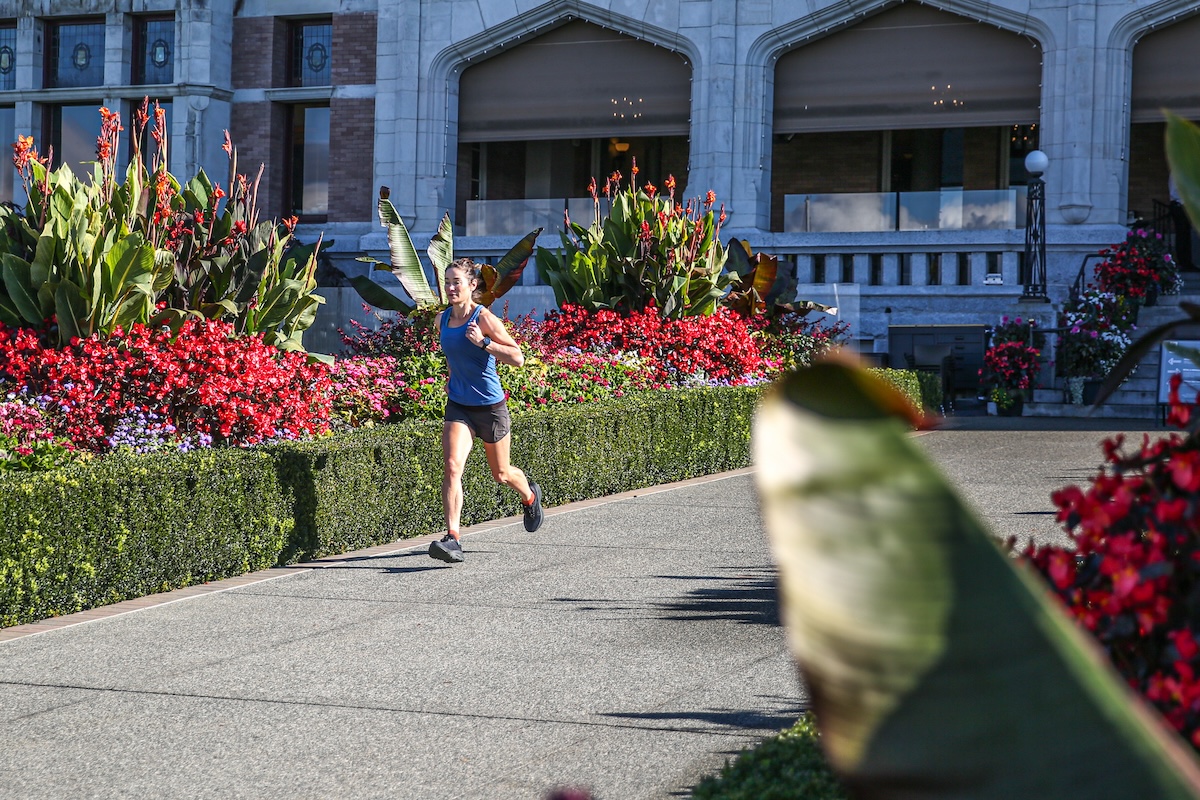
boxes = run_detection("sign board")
[1158,340,1200,404]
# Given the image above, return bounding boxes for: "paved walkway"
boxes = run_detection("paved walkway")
[0,415,1165,799]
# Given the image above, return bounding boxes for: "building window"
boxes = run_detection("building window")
[291,21,332,87]
[289,104,329,218]
[46,103,103,177]
[133,17,174,85]
[47,21,105,89]
[0,26,16,91]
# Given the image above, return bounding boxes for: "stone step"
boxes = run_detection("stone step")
[1024,402,1161,420]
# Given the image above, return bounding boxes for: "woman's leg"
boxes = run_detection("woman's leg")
[442,421,475,539]
[482,433,534,503]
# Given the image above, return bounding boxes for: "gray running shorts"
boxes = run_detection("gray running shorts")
[445,399,511,443]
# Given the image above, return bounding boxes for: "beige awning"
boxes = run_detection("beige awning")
[1132,14,1200,123]
[774,4,1042,133]
[458,20,692,142]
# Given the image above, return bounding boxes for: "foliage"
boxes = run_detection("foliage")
[352,192,540,314]
[0,102,325,352]
[339,305,442,358]
[535,168,731,318]
[753,361,1200,799]
[723,237,836,321]
[0,318,331,453]
[1026,375,1200,752]
[0,447,291,628]
[2,385,760,626]
[749,312,849,372]
[864,367,924,412]
[990,314,1036,346]
[691,712,849,800]
[1095,227,1182,299]
[536,304,768,385]
[1056,288,1136,379]
[981,333,1041,407]
[0,391,86,471]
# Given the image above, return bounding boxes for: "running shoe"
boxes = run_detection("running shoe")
[524,481,544,532]
[429,534,464,563]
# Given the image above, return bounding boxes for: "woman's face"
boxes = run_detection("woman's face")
[445,266,477,303]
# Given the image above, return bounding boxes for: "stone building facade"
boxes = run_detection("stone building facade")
[0,0,1198,355]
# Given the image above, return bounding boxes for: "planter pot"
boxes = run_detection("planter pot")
[1144,284,1160,307]
[995,396,1024,417]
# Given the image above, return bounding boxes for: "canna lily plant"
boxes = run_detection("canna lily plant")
[0,101,325,354]
[535,165,732,319]
[351,187,541,314]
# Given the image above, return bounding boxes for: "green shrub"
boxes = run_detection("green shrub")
[866,368,923,410]
[912,370,945,411]
[691,712,848,800]
[1,387,760,626]
[0,448,290,627]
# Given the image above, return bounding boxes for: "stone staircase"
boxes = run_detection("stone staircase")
[1024,289,1200,420]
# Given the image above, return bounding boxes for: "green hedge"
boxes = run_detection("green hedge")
[691,713,848,799]
[866,368,924,410]
[1,387,760,627]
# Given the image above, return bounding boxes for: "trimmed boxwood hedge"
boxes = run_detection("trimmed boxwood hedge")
[866,368,924,410]
[1,386,761,627]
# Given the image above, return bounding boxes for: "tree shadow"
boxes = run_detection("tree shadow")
[649,567,781,626]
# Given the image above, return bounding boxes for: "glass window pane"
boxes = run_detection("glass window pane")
[136,18,174,85]
[0,28,16,91]
[49,23,105,89]
[0,106,13,204]
[52,104,104,179]
[291,105,328,216]
[292,23,332,87]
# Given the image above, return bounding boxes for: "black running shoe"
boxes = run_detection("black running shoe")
[429,534,464,563]
[524,481,544,532]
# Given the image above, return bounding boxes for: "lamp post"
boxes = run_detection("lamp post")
[1022,149,1049,301]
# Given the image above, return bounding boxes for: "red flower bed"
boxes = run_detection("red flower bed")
[536,304,769,385]
[1027,373,1200,749]
[0,319,331,452]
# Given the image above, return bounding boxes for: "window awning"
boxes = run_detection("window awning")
[1132,14,1200,123]
[458,20,692,142]
[774,4,1042,133]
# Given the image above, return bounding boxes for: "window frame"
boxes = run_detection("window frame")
[44,18,107,89]
[289,18,333,88]
[132,14,175,86]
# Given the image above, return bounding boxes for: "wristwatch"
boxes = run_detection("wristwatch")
[480,336,492,351]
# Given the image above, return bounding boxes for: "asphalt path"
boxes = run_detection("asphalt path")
[0,415,1167,799]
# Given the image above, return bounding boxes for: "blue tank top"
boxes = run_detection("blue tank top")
[441,305,506,406]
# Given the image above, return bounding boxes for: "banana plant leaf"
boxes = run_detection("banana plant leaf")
[480,227,542,306]
[753,360,1200,799]
[377,193,437,306]
[347,275,414,315]
[427,211,454,303]
[54,280,89,343]
[0,292,21,326]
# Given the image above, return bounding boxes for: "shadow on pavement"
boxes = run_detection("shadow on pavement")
[650,568,781,627]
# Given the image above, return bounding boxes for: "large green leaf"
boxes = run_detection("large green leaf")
[54,279,89,343]
[0,292,22,326]
[427,211,455,296]
[1167,112,1200,236]
[348,275,415,315]
[377,194,437,306]
[2,255,44,324]
[102,235,154,298]
[753,361,1200,798]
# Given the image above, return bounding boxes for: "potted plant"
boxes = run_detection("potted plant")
[1094,227,1182,305]
[981,332,1041,416]
[1055,288,1136,404]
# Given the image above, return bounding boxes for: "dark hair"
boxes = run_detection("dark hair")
[447,257,481,283]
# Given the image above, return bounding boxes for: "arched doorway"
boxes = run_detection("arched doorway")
[770,3,1042,233]
[455,20,692,236]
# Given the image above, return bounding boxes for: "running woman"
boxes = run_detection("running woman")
[428,257,544,564]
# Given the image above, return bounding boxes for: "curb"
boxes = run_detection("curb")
[0,466,756,643]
